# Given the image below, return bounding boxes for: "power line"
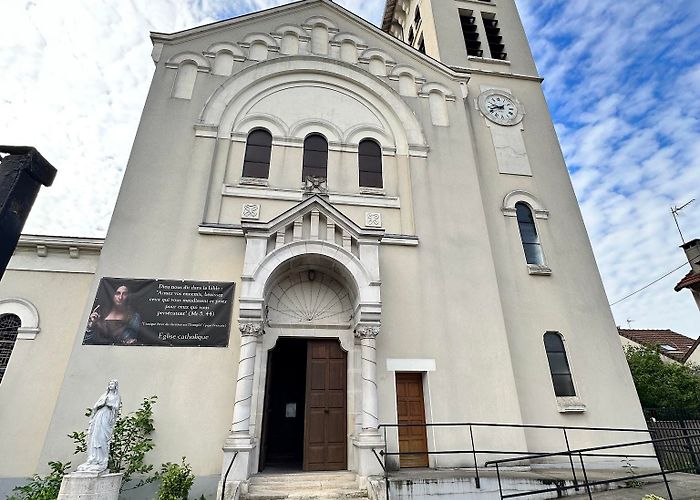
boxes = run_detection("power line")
[609,262,688,307]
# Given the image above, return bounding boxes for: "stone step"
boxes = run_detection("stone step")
[244,471,368,500]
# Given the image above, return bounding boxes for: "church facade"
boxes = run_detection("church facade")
[0,0,650,496]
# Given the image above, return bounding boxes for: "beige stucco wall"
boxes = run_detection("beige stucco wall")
[0,242,100,478]
[0,0,651,487]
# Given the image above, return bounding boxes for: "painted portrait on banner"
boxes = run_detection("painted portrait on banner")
[83,278,235,347]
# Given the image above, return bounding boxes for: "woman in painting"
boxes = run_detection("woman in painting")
[84,284,141,345]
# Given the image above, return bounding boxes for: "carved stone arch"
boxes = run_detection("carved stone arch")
[240,33,279,62]
[234,113,289,138]
[360,48,396,65]
[204,42,245,59]
[419,82,457,100]
[248,241,376,307]
[165,51,210,70]
[502,190,550,219]
[302,15,339,31]
[272,24,307,37]
[344,125,394,151]
[389,64,425,81]
[241,32,279,48]
[290,118,344,144]
[331,32,367,46]
[199,57,428,155]
[0,298,40,340]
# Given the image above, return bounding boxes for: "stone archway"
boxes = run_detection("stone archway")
[220,195,384,484]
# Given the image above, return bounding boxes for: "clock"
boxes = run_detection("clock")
[478,90,524,126]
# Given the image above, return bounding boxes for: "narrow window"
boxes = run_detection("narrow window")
[460,12,482,57]
[414,7,422,26]
[418,37,426,54]
[302,134,328,180]
[544,332,576,397]
[242,129,272,179]
[481,13,507,60]
[408,27,415,45]
[516,202,544,265]
[0,314,21,384]
[358,139,383,188]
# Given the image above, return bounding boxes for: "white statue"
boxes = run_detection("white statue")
[77,379,121,474]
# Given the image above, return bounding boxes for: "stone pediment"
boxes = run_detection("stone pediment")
[241,194,384,243]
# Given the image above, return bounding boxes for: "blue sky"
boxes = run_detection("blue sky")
[1,0,698,336]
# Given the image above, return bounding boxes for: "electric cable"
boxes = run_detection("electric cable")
[609,262,689,307]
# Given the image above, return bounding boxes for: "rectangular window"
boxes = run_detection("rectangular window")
[408,27,415,45]
[418,37,426,54]
[481,13,507,60]
[414,7,421,26]
[460,12,482,57]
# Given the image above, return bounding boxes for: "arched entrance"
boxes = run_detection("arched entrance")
[220,195,385,483]
[259,259,355,472]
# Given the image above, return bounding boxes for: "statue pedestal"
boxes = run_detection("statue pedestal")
[57,472,122,500]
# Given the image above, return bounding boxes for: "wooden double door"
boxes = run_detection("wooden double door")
[261,338,347,472]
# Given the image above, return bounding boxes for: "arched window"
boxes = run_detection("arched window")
[544,332,576,397]
[516,202,544,265]
[0,314,21,384]
[302,134,328,180]
[242,129,272,179]
[358,139,383,188]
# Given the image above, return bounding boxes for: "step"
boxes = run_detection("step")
[244,471,368,500]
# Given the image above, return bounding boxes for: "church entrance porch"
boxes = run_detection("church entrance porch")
[260,338,347,472]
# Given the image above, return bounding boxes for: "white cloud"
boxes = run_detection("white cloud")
[520,0,700,337]
[2,0,698,337]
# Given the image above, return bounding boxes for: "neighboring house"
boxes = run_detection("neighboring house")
[619,328,700,365]
[675,238,700,311]
[0,0,652,496]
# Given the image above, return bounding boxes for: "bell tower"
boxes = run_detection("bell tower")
[382,0,538,77]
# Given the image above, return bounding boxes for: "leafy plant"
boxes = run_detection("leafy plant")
[621,457,642,488]
[624,345,700,410]
[69,395,158,491]
[8,461,71,500]
[154,457,195,500]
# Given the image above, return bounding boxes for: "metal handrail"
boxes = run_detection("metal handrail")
[485,433,700,500]
[371,421,699,500]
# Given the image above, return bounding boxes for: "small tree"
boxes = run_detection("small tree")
[624,345,700,410]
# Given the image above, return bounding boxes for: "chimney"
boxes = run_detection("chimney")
[681,239,700,274]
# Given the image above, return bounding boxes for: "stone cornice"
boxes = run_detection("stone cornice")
[16,234,104,253]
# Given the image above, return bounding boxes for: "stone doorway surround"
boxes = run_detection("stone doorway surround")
[220,195,385,488]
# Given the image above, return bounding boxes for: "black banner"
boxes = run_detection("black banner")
[83,278,235,347]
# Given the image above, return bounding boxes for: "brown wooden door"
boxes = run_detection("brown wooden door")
[396,372,429,468]
[303,339,347,471]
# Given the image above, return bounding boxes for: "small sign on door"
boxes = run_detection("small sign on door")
[285,403,297,418]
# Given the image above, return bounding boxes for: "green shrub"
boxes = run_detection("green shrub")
[69,395,158,490]
[9,461,71,500]
[155,457,195,500]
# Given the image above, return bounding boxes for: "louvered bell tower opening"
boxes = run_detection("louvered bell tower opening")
[482,12,507,60]
[460,11,482,57]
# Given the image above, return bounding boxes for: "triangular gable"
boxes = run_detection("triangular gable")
[150,0,464,82]
[241,194,384,240]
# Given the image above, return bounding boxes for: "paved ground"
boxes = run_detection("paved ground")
[568,473,700,499]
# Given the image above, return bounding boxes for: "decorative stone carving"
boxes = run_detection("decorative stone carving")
[355,325,380,339]
[238,322,263,336]
[77,380,121,474]
[241,204,260,220]
[303,176,328,195]
[364,212,381,228]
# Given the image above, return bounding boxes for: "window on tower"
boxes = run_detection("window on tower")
[358,139,383,188]
[418,37,426,54]
[242,129,272,179]
[460,11,483,57]
[408,27,415,45]
[0,314,21,384]
[515,202,544,265]
[481,13,507,60]
[302,134,328,180]
[544,332,576,397]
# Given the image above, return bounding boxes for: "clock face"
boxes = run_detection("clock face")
[478,90,524,126]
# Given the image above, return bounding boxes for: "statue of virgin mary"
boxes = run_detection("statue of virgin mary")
[77,379,121,473]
